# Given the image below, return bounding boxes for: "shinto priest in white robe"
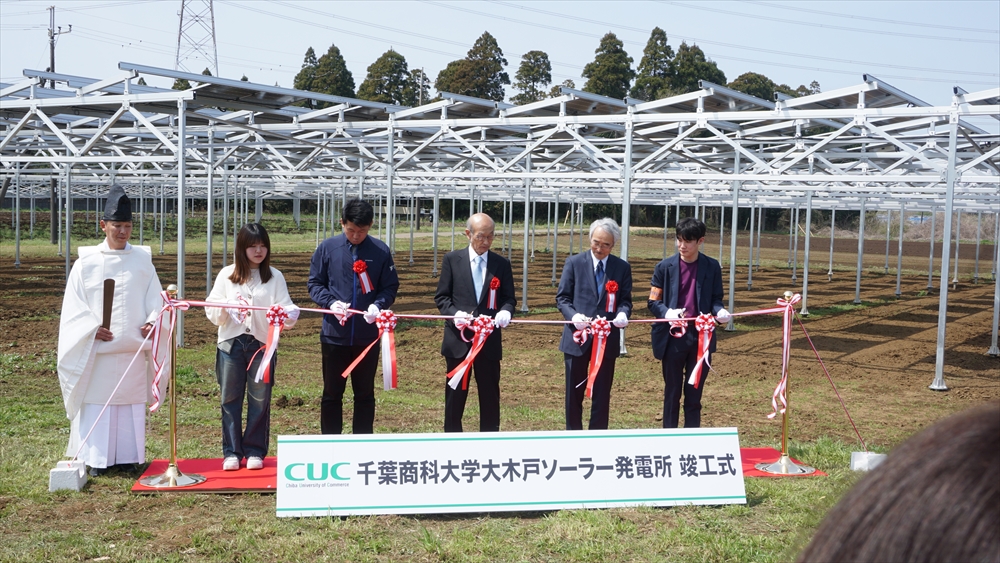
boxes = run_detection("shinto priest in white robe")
[58,240,170,468]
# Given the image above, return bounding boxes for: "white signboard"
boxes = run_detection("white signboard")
[276,428,745,517]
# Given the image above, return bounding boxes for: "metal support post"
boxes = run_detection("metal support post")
[930,109,960,392]
[854,197,867,305]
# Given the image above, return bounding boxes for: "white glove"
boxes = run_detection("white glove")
[612,311,629,328]
[227,298,248,325]
[286,306,301,321]
[572,313,589,331]
[666,308,686,320]
[716,308,732,323]
[329,300,350,323]
[494,310,512,328]
[363,303,379,324]
[453,310,472,330]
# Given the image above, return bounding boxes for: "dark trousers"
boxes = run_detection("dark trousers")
[444,355,501,433]
[215,334,274,459]
[564,349,617,431]
[321,341,379,434]
[662,329,710,428]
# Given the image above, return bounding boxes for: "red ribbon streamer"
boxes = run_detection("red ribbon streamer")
[149,290,190,412]
[487,277,500,309]
[253,305,288,384]
[605,280,618,313]
[340,310,398,390]
[571,317,612,398]
[687,313,716,389]
[447,315,495,390]
[354,260,373,294]
[768,294,802,419]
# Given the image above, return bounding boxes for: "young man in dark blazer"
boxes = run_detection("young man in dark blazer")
[308,199,399,435]
[648,217,731,428]
[556,217,633,430]
[434,213,516,432]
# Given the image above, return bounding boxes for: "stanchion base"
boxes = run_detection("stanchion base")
[138,463,207,488]
[755,454,816,476]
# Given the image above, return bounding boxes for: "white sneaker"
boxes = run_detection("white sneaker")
[246,456,264,470]
[222,456,240,471]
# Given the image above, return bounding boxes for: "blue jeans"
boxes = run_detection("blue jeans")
[216,334,275,459]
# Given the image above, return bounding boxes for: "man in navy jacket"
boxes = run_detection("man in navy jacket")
[308,199,399,434]
[434,213,516,433]
[648,217,730,428]
[556,218,632,430]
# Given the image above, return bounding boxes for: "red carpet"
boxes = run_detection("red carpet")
[131,457,278,494]
[131,448,822,493]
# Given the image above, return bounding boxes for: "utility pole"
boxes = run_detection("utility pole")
[419,68,425,105]
[48,6,71,243]
[47,6,72,87]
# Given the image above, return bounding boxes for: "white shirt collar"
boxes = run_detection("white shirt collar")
[590,251,606,271]
[468,245,486,264]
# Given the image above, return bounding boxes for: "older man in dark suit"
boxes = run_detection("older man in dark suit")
[556,217,633,430]
[648,217,730,428]
[435,213,516,432]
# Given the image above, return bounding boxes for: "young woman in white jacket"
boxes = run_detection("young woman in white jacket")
[206,223,299,471]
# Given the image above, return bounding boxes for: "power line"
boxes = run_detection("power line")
[660,1,998,44]
[747,1,999,35]
[485,0,997,78]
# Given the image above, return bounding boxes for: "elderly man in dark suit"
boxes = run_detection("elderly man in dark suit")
[648,217,730,428]
[556,217,633,430]
[435,213,516,432]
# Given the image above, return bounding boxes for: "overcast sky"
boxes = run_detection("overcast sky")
[2,0,998,114]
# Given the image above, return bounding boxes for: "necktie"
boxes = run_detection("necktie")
[473,254,485,300]
[595,260,605,291]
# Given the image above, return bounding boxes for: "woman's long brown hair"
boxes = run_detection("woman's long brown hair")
[229,223,273,285]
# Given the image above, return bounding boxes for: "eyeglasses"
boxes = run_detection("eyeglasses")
[591,239,613,250]
[472,233,495,242]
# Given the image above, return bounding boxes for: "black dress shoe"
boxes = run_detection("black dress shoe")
[88,466,108,477]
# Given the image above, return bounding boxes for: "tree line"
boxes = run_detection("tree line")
[181,28,819,106]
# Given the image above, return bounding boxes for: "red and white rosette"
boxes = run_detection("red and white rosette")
[340,309,398,390]
[687,313,716,389]
[253,305,288,384]
[353,259,373,294]
[149,290,190,412]
[604,280,618,313]
[768,293,802,419]
[572,316,612,398]
[487,277,500,309]
[447,315,495,390]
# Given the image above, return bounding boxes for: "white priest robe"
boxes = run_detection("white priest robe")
[58,240,169,468]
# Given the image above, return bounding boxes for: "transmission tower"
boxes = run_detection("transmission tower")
[175,0,219,76]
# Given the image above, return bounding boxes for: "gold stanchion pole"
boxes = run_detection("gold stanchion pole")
[140,284,206,488]
[756,291,816,476]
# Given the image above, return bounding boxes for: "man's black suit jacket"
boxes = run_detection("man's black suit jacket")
[435,248,517,359]
[555,250,633,357]
[647,252,724,361]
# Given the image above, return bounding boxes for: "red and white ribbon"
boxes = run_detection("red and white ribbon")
[487,277,500,309]
[447,315,495,390]
[605,280,618,313]
[768,293,802,419]
[253,305,288,384]
[687,313,716,389]
[353,260,373,294]
[341,310,398,390]
[149,290,190,412]
[571,316,612,398]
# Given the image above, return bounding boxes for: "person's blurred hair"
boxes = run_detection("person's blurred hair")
[675,217,706,242]
[341,198,374,227]
[230,223,272,285]
[797,401,999,563]
[589,218,621,246]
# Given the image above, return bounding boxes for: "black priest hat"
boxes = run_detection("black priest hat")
[103,185,133,222]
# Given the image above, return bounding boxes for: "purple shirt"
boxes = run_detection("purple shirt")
[678,257,698,318]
